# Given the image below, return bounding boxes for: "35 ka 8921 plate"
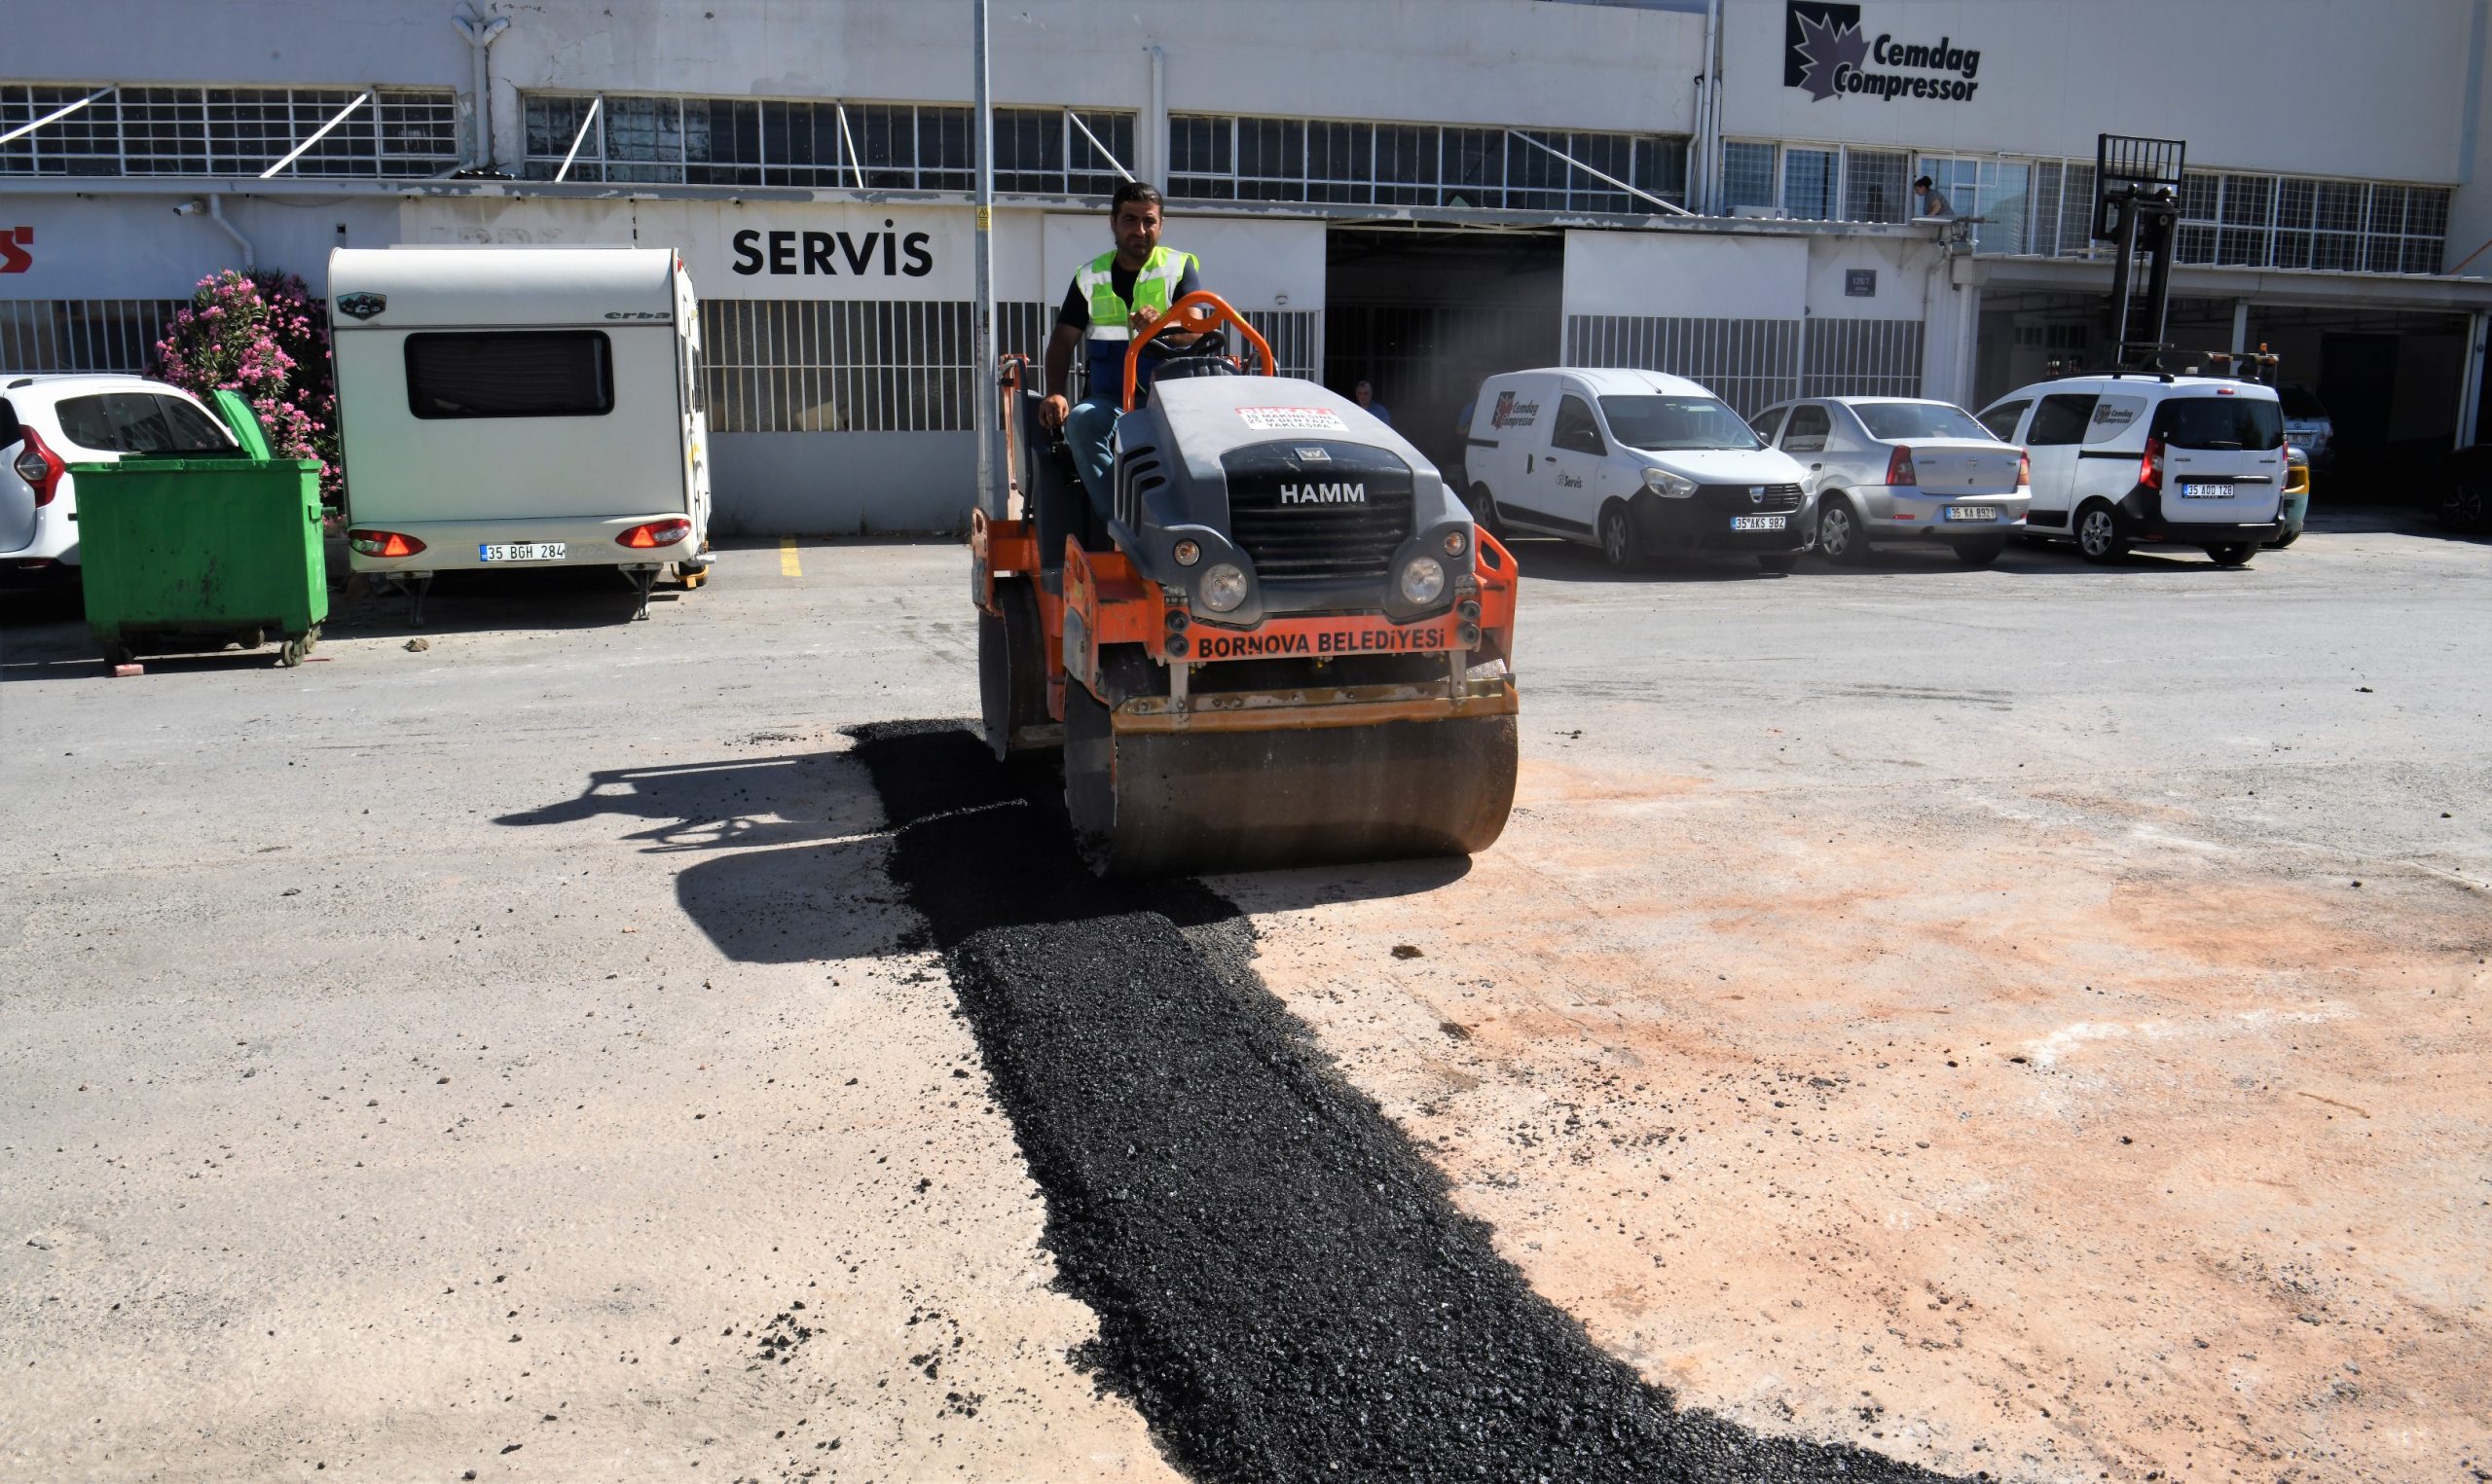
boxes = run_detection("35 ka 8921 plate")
[1945,506,1998,521]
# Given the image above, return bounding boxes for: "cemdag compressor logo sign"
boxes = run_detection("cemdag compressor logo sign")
[1785,2,1983,103]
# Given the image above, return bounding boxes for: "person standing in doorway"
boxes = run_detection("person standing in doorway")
[1353,378,1392,427]
[1040,181,1204,520]
[1912,174,1955,218]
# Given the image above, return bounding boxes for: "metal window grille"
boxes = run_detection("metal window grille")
[525,93,1048,193]
[0,299,184,373]
[1168,114,1686,213]
[1564,314,1803,417]
[1781,147,1837,220]
[1800,318,1924,399]
[1986,155,2446,274]
[0,84,456,178]
[1841,148,1909,224]
[1720,141,1777,212]
[698,298,1080,434]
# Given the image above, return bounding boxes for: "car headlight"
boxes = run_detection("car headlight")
[1642,467,1696,498]
[1199,562,1248,613]
[1398,556,1447,605]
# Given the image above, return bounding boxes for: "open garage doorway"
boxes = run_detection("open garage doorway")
[1324,227,1563,485]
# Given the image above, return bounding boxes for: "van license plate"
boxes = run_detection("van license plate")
[1729,515,1786,531]
[481,542,566,562]
[2180,482,2230,500]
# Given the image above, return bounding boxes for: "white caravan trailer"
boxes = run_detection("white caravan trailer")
[328,246,711,619]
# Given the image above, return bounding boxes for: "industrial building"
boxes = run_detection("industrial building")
[6,0,2489,531]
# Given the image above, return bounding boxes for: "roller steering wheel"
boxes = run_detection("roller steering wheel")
[1122,291,1278,413]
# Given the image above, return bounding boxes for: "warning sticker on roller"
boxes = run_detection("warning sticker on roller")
[1236,406,1348,432]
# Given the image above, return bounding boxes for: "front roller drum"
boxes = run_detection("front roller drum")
[1064,685,1519,878]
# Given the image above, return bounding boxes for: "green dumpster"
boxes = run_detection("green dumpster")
[71,455,328,668]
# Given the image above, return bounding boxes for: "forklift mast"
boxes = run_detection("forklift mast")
[2093,133,2188,372]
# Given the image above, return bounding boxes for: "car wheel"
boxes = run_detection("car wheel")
[2075,502,2128,563]
[1597,502,1639,571]
[1470,484,1506,541]
[1815,496,1869,564]
[1953,536,2007,566]
[2207,542,2254,567]
[2441,481,2488,533]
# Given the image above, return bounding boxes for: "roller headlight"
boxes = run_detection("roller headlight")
[1643,467,1696,498]
[1172,538,1201,566]
[1398,556,1447,605]
[1441,528,1469,559]
[1199,562,1248,613]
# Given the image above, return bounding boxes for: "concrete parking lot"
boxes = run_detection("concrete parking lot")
[2,515,2486,1484]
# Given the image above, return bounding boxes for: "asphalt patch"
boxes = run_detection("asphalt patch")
[849,720,1958,1483]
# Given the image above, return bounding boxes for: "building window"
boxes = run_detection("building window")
[523,93,1129,196]
[1915,155,2031,253]
[1720,141,1777,212]
[1169,114,1685,214]
[2166,168,2444,275]
[1842,149,1910,224]
[0,84,458,178]
[1780,147,1837,219]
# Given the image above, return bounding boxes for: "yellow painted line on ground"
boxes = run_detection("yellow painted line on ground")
[780,536,803,578]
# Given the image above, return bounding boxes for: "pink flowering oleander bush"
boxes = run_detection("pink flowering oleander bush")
[153,270,344,506]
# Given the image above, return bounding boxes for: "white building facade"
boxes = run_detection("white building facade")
[5,0,2488,532]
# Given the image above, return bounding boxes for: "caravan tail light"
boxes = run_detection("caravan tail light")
[2141,435,2165,491]
[1883,445,1918,488]
[12,427,64,507]
[616,519,691,549]
[348,528,426,558]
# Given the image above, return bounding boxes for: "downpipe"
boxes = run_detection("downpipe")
[453,11,511,170]
[205,195,255,271]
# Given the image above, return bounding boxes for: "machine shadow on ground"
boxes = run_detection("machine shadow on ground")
[807,718,1951,1484]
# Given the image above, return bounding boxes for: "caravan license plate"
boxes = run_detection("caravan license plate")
[481,542,566,562]
[2180,482,2230,500]
[1945,505,1998,522]
[1729,515,1786,531]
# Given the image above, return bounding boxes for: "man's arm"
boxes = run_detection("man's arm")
[1042,281,1089,429]
[1043,321,1083,403]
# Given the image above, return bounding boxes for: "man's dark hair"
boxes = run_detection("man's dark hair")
[1913,175,1934,190]
[1111,180,1165,216]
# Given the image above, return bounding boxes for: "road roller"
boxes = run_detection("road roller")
[967,293,1515,876]
[969,291,1520,877]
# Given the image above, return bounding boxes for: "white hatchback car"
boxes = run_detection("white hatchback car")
[2,373,240,580]
[1748,396,2030,566]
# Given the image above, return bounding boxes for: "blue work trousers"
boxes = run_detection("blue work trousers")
[1064,398,1121,521]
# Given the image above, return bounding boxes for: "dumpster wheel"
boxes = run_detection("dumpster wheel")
[280,635,310,668]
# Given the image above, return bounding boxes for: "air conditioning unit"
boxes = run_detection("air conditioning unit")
[1730,204,1791,220]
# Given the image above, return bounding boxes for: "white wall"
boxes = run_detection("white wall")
[1803,234,1934,319]
[0,195,401,299]
[709,431,972,536]
[1562,231,1810,320]
[1722,0,2478,182]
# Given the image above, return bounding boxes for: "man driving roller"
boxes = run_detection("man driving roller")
[1041,181,1204,519]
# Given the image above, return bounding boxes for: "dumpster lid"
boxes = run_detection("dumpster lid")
[209,390,275,460]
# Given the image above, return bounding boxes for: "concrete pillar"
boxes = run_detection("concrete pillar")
[2229,298,2250,354]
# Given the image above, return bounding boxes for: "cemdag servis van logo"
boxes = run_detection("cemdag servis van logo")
[1786,1,1982,103]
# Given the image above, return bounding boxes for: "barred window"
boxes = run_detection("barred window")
[1842,149,1909,224]
[523,93,1127,196]
[1170,114,1685,214]
[1780,147,1837,220]
[1719,141,1777,212]
[0,84,457,178]
[0,300,184,373]
[2163,168,2444,274]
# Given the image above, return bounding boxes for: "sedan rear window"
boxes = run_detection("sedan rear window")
[55,392,238,454]
[1851,402,1993,442]
[2154,395,2285,450]
[406,331,614,419]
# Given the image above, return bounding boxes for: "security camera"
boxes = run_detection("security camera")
[172,199,203,216]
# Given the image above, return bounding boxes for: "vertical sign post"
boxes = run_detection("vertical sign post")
[971,0,998,517]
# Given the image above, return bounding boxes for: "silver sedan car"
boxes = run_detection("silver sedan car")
[1749,397,2032,566]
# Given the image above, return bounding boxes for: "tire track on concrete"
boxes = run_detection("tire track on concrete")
[849,720,1957,1483]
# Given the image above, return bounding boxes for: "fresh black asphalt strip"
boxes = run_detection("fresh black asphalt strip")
[849,721,1961,1483]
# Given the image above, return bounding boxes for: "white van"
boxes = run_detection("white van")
[1462,368,1812,571]
[1975,374,2284,566]
[328,246,712,617]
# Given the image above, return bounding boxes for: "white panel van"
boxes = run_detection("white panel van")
[328,246,712,617]
[1462,368,1813,572]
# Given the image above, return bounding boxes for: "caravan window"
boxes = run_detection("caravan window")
[405,332,615,419]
